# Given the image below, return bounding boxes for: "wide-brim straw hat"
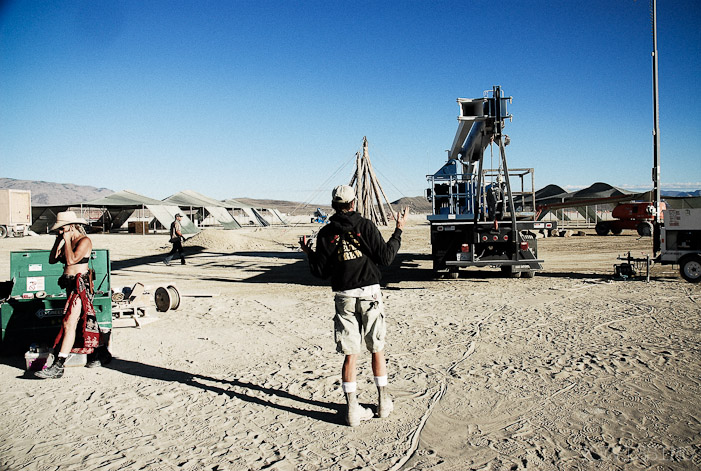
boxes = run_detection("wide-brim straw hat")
[51,211,88,231]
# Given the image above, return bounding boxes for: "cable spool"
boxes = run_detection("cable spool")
[111,292,125,302]
[35,291,47,299]
[155,285,180,312]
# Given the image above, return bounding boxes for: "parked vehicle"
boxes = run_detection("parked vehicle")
[0,189,31,238]
[595,202,665,237]
[310,208,328,224]
[658,208,701,283]
[425,86,554,279]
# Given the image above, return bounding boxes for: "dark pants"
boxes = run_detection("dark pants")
[165,239,184,263]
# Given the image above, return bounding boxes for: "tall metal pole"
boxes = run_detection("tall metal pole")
[651,0,662,253]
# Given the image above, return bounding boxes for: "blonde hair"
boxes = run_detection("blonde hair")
[71,224,87,236]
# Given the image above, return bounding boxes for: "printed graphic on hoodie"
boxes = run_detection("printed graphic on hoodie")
[336,232,363,262]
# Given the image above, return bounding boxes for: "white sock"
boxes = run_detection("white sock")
[374,375,388,387]
[342,382,357,393]
[58,352,69,359]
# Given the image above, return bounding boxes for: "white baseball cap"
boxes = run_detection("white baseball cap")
[332,185,356,203]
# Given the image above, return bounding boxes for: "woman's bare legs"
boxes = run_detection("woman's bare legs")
[35,296,81,379]
[59,297,82,354]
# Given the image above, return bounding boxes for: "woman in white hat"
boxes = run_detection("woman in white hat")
[36,211,99,379]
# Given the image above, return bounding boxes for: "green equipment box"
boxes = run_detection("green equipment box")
[0,249,112,353]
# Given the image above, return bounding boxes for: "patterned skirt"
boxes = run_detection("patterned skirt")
[54,273,100,354]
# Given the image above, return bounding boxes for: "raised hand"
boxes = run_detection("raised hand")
[396,207,409,230]
[299,235,313,254]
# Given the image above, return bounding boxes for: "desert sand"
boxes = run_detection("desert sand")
[0,217,699,471]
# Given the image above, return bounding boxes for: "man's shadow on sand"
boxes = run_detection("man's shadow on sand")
[4,356,346,426]
[199,251,435,286]
[103,358,349,425]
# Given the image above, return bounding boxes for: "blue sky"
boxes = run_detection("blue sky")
[1,0,699,204]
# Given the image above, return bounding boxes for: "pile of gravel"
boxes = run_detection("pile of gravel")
[184,229,264,252]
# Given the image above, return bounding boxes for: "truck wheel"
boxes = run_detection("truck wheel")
[522,269,535,279]
[0,226,6,238]
[501,265,521,278]
[680,255,701,283]
[448,270,459,279]
[637,221,653,237]
[611,227,623,235]
[595,222,610,236]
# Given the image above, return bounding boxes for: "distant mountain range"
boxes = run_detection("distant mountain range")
[0,178,115,206]
[233,196,432,215]
[661,190,701,197]
[1,177,694,214]
[0,178,431,214]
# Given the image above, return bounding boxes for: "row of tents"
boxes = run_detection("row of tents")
[28,183,701,234]
[30,189,289,235]
[529,182,701,224]
[532,182,700,211]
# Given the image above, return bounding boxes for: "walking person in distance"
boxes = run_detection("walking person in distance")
[164,213,186,266]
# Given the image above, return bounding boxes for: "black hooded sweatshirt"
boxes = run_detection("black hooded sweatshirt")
[307,211,402,291]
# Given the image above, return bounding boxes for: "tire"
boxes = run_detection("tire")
[0,226,7,238]
[595,222,610,236]
[501,265,521,278]
[637,221,653,237]
[522,269,535,279]
[680,255,701,283]
[611,227,623,235]
[448,271,459,279]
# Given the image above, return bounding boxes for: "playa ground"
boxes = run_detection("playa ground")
[0,219,699,470]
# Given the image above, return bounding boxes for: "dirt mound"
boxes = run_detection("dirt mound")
[184,229,264,252]
[391,196,431,213]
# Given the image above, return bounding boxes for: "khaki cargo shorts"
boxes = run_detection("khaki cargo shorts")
[333,293,386,355]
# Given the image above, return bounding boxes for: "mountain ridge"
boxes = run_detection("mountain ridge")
[0,178,430,213]
[0,178,115,206]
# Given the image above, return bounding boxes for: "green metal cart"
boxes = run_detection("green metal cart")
[0,249,112,353]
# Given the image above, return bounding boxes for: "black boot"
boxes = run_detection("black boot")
[86,346,112,368]
[86,351,101,368]
[99,345,113,365]
[35,355,66,379]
